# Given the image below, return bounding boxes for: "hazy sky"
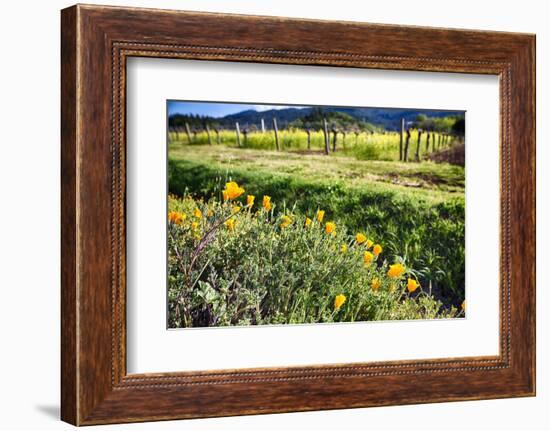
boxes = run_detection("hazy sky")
[168,101,307,118]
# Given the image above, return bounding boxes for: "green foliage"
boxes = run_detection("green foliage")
[416,114,428,123]
[289,108,379,132]
[168,154,465,308]
[452,118,465,136]
[169,113,219,130]
[414,115,465,135]
[167,195,458,328]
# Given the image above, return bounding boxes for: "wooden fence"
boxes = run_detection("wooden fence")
[168,117,460,162]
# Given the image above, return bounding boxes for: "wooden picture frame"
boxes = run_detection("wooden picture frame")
[61,4,535,425]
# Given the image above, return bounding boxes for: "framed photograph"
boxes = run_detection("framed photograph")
[61,4,535,425]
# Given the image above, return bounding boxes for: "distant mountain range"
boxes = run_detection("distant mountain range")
[169,106,464,131]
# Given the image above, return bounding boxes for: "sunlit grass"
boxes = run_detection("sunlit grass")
[168,144,465,310]
[169,143,464,197]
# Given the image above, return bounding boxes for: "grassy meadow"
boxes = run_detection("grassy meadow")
[167,132,465,328]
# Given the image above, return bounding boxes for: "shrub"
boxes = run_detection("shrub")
[168,158,465,308]
[167,188,459,328]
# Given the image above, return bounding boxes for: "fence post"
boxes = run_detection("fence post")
[215,127,221,145]
[184,122,192,143]
[425,132,431,152]
[404,129,411,161]
[415,129,422,161]
[261,118,265,133]
[272,118,280,151]
[399,118,405,161]
[323,118,330,155]
[331,126,338,152]
[242,128,248,146]
[306,129,311,150]
[205,125,212,145]
[235,122,241,147]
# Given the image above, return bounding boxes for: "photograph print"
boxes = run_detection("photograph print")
[166,101,466,328]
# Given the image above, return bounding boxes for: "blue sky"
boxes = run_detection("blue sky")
[168,101,306,118]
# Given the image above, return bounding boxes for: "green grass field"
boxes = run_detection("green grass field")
[168,142,465,319]
[170,144,464,196]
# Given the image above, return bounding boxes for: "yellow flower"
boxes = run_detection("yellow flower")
[387,263,406,278]
[206,209,213,217]
[193,208,203,219]
[334,294,346,311]
[407,278,420,293]
[191,221,199,230]
[316,210,325,223]
[305,217,312,227]
[364,251,374,265]
[224,218,236,231]
[373,244,382,256]
[325,221,336,234]
[246,195,255,206]
[389,284,397,292]
[371,278,381,291]
[223,181,245,200]
[356,233,367,244]
[168,211,185,225]
[461,300,466,311]
[232,205,241,214]
[280,215,292,228]
[262,195,272,211]
[366,239,373,249]
[340,243,348,253]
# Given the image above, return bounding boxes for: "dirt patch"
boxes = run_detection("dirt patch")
[427,143,465,167]
[290,149,327,156]
[385,173,423,188]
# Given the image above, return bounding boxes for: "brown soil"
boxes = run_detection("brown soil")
[427,143,465,167]
[290,149,328,156]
